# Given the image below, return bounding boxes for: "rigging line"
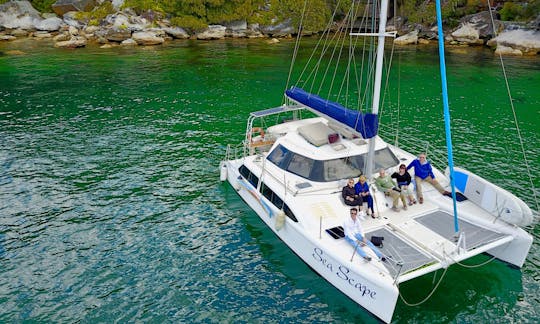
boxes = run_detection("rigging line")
[394,54,402,147]
[308,16,343,93]
[295,1,341,91]
[486,0,539,214]
[355,0,384,135]
[447,250,499,268]
[318,8,352,96]
[302,1,344,93]
[354,2,370,113]
[326,14,350,99]
[398,265,450,307]
[378,37,397,124]
[336,2,358,105]
[341,3,356,108]
[353,0,377,132]
[283,0,309,105]
[345,1,368,110]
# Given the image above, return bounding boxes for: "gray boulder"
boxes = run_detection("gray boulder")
[163,26,189,39]
[105,28,132,42]
[132,31,164,45]
[35,17,64,31]
[54,36,87,48]
[52,0,96,16]
[0,0,41,30]
[196,25,226,40]
[394,30,418,45]
[458,11,504,40]
[450,23,484,45]
[62,11,83,28]
[260,19,294,37]
[489,29,540,55]
[120,38,137,46]
[225,20,247,38]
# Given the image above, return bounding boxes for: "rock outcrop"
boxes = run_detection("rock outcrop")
[488,29,540,55]
[0,0,539,56]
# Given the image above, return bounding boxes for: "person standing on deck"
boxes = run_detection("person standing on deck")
[343,208,386,262]
[407,153,450,204]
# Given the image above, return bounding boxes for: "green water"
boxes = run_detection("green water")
[0,38,539,323]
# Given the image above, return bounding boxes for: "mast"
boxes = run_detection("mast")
[365,0,389,177]
[435,0,459,233]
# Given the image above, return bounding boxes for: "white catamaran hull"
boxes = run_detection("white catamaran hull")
[449,166,533,227]
[225,159,399,323]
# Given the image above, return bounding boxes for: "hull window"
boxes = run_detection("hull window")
[239,165,259,188]
[260,182,298,222]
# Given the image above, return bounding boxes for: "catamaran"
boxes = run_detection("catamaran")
[220,0,535,322]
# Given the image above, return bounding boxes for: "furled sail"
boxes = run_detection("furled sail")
[285,87,379,139]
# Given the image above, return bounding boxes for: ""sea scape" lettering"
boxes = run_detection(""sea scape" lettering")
[312,247,377,299]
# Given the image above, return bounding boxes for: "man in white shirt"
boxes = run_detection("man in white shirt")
[344,208,386,262]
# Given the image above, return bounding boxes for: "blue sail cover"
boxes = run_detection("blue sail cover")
[285,87,378,139]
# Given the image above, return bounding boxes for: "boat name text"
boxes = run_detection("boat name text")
[312,247,376,299]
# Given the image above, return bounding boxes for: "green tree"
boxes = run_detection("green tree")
[267,0,331,31]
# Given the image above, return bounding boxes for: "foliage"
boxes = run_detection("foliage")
[500,2,523,20]
[265,0,331,31]
[122,0,167,14]
[170,15,208,31]
[12,0,537,30]
[30,0,56,13]
[499,0,539,21]
[74,2,116,25]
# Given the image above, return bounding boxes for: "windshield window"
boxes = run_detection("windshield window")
[267,144,398,182]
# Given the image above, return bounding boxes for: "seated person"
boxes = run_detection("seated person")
[342,178,363,207]
[344,208,386,262]
[355,175,375,218]
[391,163,417,205]
[407,153,450,204]
[374,169,402,211]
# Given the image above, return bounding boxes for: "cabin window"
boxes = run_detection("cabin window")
[267,144,290,168]
[260,182,298,222]
[287,154,314,179]
[267,144,398,182]
[373,147,400,170]
[239,165,259,188]
[323,156,363,181]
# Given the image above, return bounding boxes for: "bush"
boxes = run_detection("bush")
[74,2,115,24]
[500,2,524,21]
[30,0,56,13]
[170,15,208,32]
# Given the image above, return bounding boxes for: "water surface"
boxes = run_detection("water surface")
[1,39,539,323]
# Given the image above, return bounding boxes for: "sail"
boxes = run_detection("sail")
[285,87,379,139]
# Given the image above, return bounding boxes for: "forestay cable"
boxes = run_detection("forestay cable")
[486,0,539,214]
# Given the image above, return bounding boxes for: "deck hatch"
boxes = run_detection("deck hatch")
[415,211,507,251]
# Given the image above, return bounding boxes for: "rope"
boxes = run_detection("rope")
[283,0,309,104]
[486,0,539,214]
[293,1,342,92]
[398,266,449,307]
[394,55,402,147]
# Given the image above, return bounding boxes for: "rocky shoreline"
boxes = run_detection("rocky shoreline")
[1,1,539,56]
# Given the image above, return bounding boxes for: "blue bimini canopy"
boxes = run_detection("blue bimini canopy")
[285,87,378,139]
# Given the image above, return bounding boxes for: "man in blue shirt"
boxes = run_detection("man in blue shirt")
[407,153,450,203]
